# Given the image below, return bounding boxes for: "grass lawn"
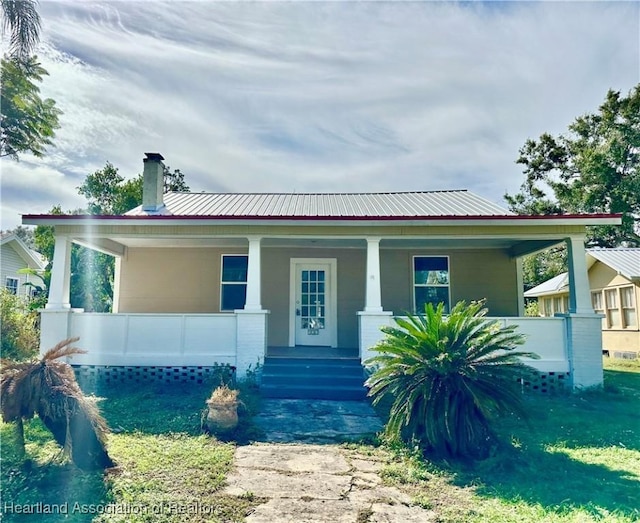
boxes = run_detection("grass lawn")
[0,379,263,522]
[376,357,640,523]
[1,358,639,522]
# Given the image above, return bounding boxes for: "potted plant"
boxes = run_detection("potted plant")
[204,384,240,434]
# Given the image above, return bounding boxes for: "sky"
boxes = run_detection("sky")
[1,0,639,230]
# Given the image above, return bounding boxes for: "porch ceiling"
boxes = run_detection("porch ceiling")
[69,235,565,253]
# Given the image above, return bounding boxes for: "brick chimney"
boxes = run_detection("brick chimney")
[142,152,165,211]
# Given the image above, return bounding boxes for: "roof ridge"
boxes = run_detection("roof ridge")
[167,189,470,196]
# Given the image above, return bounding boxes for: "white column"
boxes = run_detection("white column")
[515,257,525,316]
[244,236,262,311]
[364,237,383,312]
[566,236,593,314]
[46,235,72,309]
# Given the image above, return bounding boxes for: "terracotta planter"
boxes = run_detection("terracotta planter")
[205,399,239,432]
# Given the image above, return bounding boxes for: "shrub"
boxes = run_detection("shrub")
[365,300,539,460]
[0,288,39,360]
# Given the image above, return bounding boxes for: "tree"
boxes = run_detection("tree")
[77,162,190,215]
[38,162,191,311]
[0,288,39,361]
[0,56,61,160]
[365,301,538,460]
[505,84,640,247]
[1,0,41,60]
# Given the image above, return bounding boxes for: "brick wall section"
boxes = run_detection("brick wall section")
[565,313,605,388]
[358,311,393,363]
[235,310,269,379]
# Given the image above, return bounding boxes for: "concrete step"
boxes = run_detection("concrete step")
[262,373,365,387]
[260,383,368,400]
[261,357,368,400]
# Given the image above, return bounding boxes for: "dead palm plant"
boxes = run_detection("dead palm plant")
[0,337,114,470]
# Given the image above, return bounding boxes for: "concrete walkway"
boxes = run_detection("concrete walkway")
[222,400,435,522]
[223,443,436,522]
[253,399,384,443]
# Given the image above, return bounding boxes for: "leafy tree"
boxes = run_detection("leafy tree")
[78,162,190,215]
[522,246,567,292]
[0,56,61,160]
[505,84,640,247]
[365,300,538,460]
[1,0,41,60]
[0,288,39,360]
[163,166,189,192]
[38,162,190,311]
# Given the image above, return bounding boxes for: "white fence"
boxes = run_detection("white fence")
[65,313,237,367]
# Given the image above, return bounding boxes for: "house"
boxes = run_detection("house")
[0,232,45,299]
[524,248,640,358]
[22,153,621,392]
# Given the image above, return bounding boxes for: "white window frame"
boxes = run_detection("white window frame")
[5,277,19,295]
[220,254,248,311]
[620,285,637,329]
[412,255,451,314]
[604,288,621,328]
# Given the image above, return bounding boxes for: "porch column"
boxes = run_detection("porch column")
[244,236,262,311]
[364,237,383,312]
[566,236,592,314]
[46,235,72,309]
[515,257,525,316]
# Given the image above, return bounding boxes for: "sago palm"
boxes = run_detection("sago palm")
[365,300,539,459]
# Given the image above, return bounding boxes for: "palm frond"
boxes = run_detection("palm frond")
[365,299,539,459]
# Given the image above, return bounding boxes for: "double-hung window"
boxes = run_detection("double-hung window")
[5,277,19,295]
[605,289,621,327]
[621,286,637,328]
[413,256,450,313]
[220,255,248,311]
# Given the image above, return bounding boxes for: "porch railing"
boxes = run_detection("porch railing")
[66,313,237,367]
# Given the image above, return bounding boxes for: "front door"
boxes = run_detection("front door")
[290,259,337,347]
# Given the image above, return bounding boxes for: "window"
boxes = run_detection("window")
[591,291,603,313]
[605,288,621,327]
[543,298,553,317]
[553,297,563,314]
[5,277,19,295]
[621,286,637,328]
[220,255,248,311]
[413,256,449,313]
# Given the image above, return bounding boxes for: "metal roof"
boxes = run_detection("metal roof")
[523,272,569,298]
[587,248,640,281]
[124,190,513,218]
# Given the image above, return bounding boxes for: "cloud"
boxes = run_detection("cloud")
[1,0,638,229]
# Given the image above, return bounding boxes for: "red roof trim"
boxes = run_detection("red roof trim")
[22,213,622,222]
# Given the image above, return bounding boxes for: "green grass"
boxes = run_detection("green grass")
[0,378,264,522]
[374,357,640,522]
[2,359,638,522]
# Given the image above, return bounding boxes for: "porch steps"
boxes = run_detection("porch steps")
[260,357,368,400]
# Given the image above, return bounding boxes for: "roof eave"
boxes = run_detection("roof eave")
[22,213,623,227]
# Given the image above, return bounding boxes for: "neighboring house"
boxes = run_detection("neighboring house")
[525,248,640,357]
[0,233,45,299]
[23,153,621,391]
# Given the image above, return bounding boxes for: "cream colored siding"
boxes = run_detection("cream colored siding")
[381,249,519,316]
[117,247,245,313]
